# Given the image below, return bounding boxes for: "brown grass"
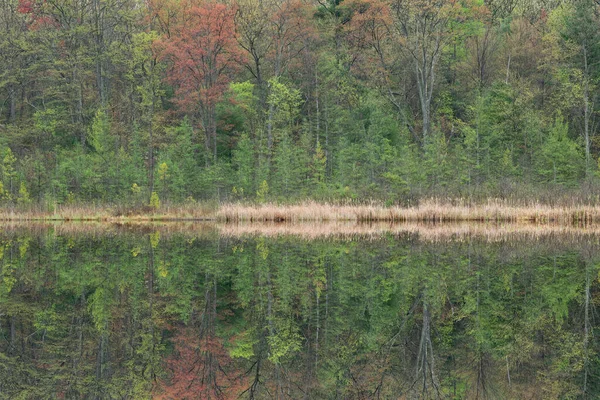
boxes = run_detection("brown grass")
[4,199,600,224]
[217,200,600,224]
[0,202,216,222]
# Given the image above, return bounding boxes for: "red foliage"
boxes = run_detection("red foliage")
[345,0,391,50]
[156,0,243,156]
[269,0,316,74]
[344,0,392,79]
[17,0,56,30]
[17,0,34,14]
[30,15,56,30]
[146,0,185,37]
[158,2,241,109]
[155,327,246,399]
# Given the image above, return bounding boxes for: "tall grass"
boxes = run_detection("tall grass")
[0,201,217,222]
[4,198,600,224]
[217,199,600,224]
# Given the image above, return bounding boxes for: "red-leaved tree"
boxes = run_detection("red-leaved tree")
[155,327,246,399]
[158,1,243,162]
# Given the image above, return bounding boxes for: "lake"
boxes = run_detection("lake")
[1,223,599,399]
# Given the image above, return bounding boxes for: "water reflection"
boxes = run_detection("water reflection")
[1,223,599,399]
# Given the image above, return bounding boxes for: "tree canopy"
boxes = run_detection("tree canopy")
[0,0,599,204]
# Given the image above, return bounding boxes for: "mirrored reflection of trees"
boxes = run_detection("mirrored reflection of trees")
[1,230,600,398]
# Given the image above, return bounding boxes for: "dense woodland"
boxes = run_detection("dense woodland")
[1,0,600,205]
[2,230,600,398]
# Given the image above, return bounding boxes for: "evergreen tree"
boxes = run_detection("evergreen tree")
[537,116,585,185]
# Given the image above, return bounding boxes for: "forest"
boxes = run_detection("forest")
[0,0,598,206]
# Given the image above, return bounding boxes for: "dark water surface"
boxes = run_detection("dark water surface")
[2,224,600,399]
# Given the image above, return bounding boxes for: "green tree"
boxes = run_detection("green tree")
[2,147,17,200]
[149,191,160,210]
[272,132,310,198]
[551,1,600,174]
[232,133,255,198]
[537,116,584,185]
[267,78,303,146]
[311,140,327,194]
[130,31,165,196]
[17,182,31,205]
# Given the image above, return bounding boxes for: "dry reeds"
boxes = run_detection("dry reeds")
[0,202,216,222]
[217,200,600,224]
[4,199,600,224]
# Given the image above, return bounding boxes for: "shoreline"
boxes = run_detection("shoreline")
[2,200,600,224]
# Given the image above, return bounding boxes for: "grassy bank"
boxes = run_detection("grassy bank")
[3,199,600,224]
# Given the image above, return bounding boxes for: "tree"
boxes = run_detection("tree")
[0,0,29,124]
[235,0,275,103]
[159,0,243,163]
[267,78,303,140]
[311,140,327,192]
[2,147,17,200]
[560,0,600,175]
[232,133,255,198]
[389,0,471,139]
[131,31,165,198]
[536,116,584,185]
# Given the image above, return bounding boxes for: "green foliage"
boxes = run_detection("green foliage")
[34,108,60,137]
[311,140,327,193]
[161,119,201,200]
[256,180,269,203]
[157,162,169,198]
[232,133,255,197]
[149,192,160,210]
[0,0,599,204]
[90,109,112,155]
[423,130,453,193]
[17,182,31,205]
[226,81,259,132]
[537,116,585,185]
[2,148,16,199]
[268,78,303,138]
[272,132,310,198]
[158,162,169,183]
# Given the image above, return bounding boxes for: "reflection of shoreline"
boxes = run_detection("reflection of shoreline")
[6,221,600,241]
[218,221,600,241]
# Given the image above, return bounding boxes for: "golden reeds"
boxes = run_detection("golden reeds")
[0,202,216,222]
[3,199,600,224]
[217,200,600,224]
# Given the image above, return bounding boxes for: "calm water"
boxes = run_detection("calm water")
[1,224,600,399]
